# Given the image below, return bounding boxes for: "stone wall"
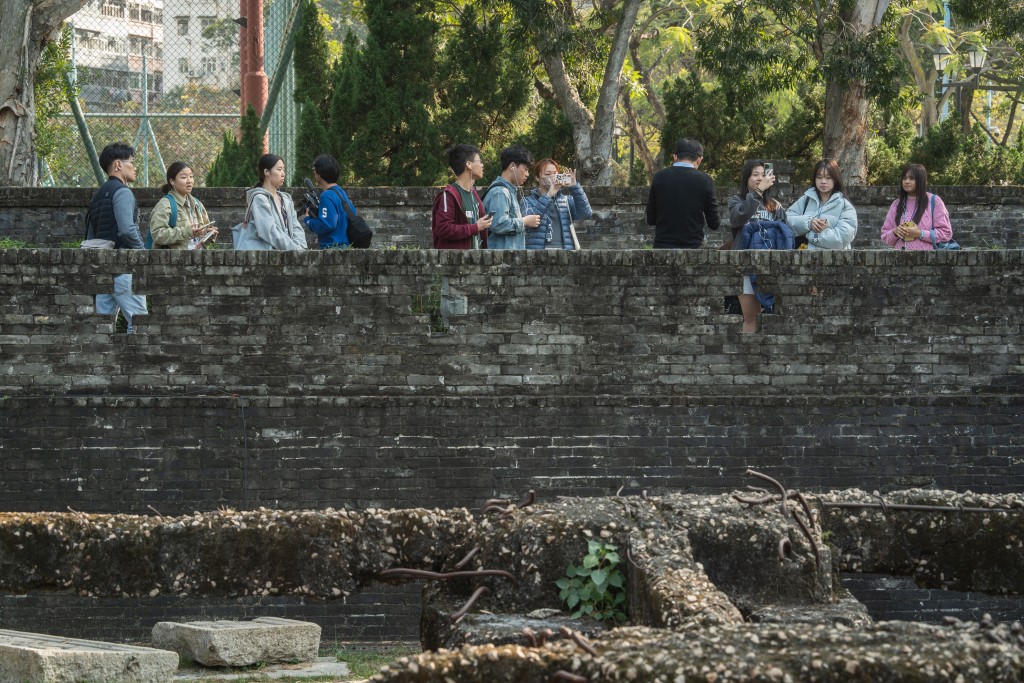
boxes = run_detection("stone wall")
[1,248,1022,641]
[2,184,1023,250]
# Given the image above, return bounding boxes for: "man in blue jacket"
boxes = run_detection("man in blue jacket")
[483,146,541,249]
[303,155,355,248]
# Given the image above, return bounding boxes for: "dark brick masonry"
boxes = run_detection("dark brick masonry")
[2,183,1024,249]
[0,248,1021,640]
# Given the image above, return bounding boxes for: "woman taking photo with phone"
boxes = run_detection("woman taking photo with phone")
[786,159,858,250]
[522,159,593,250]
[881,163,953,250]
[727,160,788,333]
[149,161,217,249]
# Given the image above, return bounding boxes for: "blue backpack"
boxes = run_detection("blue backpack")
[738,220,795,251]
[146,194,205,249]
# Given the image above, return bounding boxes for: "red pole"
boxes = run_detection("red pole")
[244,0,269,152]
[238,0,248,118]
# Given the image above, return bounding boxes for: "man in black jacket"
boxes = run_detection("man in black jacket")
[646,138,720,249]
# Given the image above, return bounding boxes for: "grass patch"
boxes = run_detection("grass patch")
[0,237,30,249]
[335,645,421,680]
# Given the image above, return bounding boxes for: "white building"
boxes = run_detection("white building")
[161,0,239,92]
[71,0,164,107]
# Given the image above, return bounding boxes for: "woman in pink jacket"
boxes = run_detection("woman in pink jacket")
[881,163,953,250]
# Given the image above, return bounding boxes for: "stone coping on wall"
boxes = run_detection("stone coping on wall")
[4,184,1024,209]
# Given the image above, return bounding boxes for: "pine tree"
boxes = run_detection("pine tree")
[292,0,336,185]
[434,5,531,159]
[206,105,264,187]
[294,98,333,186]
[340,0,445,185]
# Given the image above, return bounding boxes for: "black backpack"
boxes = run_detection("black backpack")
[331,186,372,249]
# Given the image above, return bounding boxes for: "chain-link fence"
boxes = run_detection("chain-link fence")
[45,0,298,187]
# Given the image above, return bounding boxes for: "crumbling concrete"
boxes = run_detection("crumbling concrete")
[151,617,319,667]
[371,621,1024,683]
[2,487,1022,682]
[821,489,1024,593]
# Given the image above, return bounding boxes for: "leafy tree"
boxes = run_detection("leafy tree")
[2,0,90,185]
[34,25,77,182]
[696,0,901,185]
[292,0,336,184]
[433,4,531,158]
[660,73,768,182]
[508,0,642,184]
[333,0,445,185]
[207,105,264,187]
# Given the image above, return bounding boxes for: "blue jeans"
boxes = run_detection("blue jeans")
[95,274,147,326]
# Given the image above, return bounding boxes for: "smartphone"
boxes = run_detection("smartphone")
[555,173,572,185]
[763,163,774,176]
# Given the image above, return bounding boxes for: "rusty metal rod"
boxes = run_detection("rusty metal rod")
[559,626,598,657]
[790,508,821,567]
[450,586,490,623]
[517,490,537,509]
[453,546,480,571]
[550,672,587,683]
[482,498,511,511]
[822,502,1021,514]
[378,568,518,586]
[522,626,537,647]
[777,537,791,561]
[746,469,789,518]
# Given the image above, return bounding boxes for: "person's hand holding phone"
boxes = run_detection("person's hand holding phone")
[757,172,776,193]
[478,212,493,232]
[810,217,828,233]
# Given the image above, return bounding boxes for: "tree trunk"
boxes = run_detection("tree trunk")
[823,79,869,184]
[538,0,641,185]
[821,0,891,186]
[0,0,86,186]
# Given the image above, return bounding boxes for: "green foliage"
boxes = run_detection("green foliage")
[206,105,264,187]
[909,117,1024,185]
[294,0,335,115]
[334,646,421,680]
[434,5,532,156]
[867,103,916,185]
[294,98,333,185]
[660,73,768,181]
[513,100,575,167]
[0,237,30,249]
[555,540,627,625]
[34,25,77,180]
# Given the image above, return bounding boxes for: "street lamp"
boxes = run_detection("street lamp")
[932,44,952,76]
[966,45,988,74]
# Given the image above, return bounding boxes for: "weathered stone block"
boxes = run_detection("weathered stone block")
[0,628,177,683]
[150,617,319,667]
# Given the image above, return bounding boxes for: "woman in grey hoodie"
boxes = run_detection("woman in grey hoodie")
[243,154,307,251]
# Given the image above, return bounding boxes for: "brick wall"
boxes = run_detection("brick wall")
[1,248,1021,640]
[2,184,1023,249]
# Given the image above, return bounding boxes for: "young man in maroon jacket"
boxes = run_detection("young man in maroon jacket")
[432,144,493,249]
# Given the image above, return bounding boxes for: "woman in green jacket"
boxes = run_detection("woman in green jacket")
[148,161,217,249]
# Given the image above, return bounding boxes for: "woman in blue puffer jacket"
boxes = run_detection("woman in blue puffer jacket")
[521,159,593,250]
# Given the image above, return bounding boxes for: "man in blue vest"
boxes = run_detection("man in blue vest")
[86,143,147,333]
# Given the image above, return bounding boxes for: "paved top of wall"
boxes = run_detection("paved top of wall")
[4,184,1024,209]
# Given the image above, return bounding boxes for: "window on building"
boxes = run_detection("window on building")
[176,16,190,36]
[199,16,215,30]
[201,57,217,75]
[179,58,190,75]
[141,7,152,21]
[129,4,139,20]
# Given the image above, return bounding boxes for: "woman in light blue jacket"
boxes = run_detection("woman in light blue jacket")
[786,159,858,250]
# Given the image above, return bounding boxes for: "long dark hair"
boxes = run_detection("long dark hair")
[812,159,845,200]
[896,163,929,225]
[254,154,284,188]
[160,161,191,195]
[737,159,779,212]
